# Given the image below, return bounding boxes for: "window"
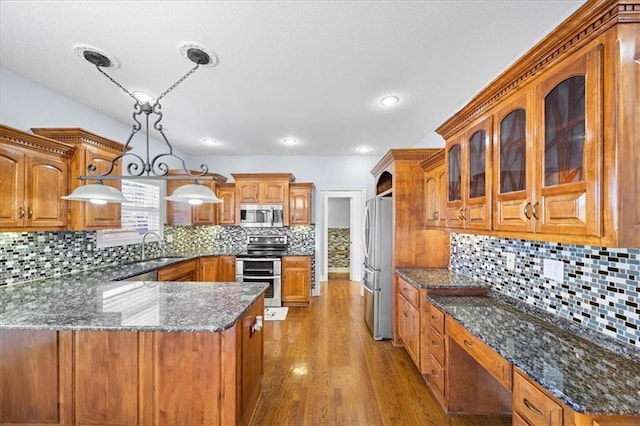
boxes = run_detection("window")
[96,180,164,248]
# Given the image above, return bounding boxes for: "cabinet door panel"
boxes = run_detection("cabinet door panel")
[217,185,236,225]
[263,182,286,203]
[84,151,122,228]
[0,330,72,425]
[535,46,602,236]
[25,154,68,228]
[74,331,139,425]
[238,181,260,203]
[0,147,24,227]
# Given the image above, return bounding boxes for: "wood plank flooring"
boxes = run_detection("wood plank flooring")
[250,279,512,426]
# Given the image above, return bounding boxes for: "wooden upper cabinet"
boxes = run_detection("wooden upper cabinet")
[533,46,602,237]
[232,173,295,226]
[436,1,638,247]
[445,117,492,230]
[289,182,314,225]
[31,128,126,231]
[0,125,74,231]
[216,183,237,225]
[233,175,292,204]
[166,170,227,227]
[421,149,446,228]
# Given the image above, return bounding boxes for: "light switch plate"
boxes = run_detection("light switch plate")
[543,259,564,282]
[505,253,516,271]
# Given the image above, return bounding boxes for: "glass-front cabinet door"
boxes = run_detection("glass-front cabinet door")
[534,46,602,236]
[445,117,492,230]
[445,140,463,228]
[464,117,492,230]
[493,94,533,232]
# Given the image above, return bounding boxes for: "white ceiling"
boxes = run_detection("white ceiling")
[0,1,586,157]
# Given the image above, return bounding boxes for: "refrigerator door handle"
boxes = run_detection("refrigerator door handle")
[363,203,371,259]
[360,279,374,294]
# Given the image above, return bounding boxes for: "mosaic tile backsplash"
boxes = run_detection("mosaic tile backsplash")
[0,225,315,286]
[450,233,640,349]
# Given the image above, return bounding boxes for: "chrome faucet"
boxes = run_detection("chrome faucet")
[141,231,162,260]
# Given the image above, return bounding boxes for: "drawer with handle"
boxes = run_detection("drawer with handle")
[446,316,512,390]
[513,369,563,426]
[429,305,445,334]
[397,277,420,307]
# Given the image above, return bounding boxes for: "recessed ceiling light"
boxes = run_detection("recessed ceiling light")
[132,91,155,105]
[356,146,373,153]
[202,138,219,146]
[380,95,400,107]
[282,138,298,146]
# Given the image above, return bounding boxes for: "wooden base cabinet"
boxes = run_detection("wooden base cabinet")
[282,256,311,306]
[157,259,197,281]
[198,256,237,282]
[0,125,75,232]
[0,296,264,426]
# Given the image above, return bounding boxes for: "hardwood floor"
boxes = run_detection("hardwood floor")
[250,279,511,426]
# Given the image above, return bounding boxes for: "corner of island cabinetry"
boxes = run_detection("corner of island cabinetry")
[0,294,265,426]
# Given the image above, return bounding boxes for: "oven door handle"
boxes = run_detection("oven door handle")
[240,276,279,280]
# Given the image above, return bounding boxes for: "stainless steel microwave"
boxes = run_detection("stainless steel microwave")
[239,204,284,227]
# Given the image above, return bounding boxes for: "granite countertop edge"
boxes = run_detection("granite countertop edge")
[396,268,490,289]
[428,294,640,416]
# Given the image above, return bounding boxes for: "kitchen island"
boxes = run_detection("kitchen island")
[0,277,268,426]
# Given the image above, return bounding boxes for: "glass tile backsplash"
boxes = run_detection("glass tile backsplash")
[0,225,315,286]
[450,233,640,348]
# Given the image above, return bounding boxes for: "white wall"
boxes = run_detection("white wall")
[328,198,350,227]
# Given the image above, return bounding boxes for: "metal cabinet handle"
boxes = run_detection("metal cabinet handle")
[432,211,439,221]
[431,370,439,378]
[532,202,540,220]
[524,202,532,220]
[28,208,33,218]
[432,340,439,347]
[463,339,473,347]
[458,208,466,221]
[523,398,543,416]
[19,206,25,218]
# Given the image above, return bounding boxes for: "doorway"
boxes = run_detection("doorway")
[315,188,365,296]
[327,198,351,280]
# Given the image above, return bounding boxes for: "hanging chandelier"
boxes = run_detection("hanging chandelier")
[61,43,222,205]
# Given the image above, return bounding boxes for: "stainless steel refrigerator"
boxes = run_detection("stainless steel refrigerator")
[361,196,393,340]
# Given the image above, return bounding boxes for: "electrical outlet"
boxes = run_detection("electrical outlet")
[505,253,516,271]
[166,234,174,243]
[543,259,564,282]
[86,243,93,252]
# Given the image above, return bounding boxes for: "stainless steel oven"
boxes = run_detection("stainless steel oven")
[236,257,282,307]
[235,235,287,307]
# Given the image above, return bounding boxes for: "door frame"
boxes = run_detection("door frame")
[315,188,365,295]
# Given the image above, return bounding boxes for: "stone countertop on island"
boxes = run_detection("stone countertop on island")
[429,294,640,416]
[396,268,490,290]
[0,277,268,333]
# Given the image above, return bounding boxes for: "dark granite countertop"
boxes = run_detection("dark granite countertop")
[429,295,640,415]
[0,277,268,332]
[396,268,490,289]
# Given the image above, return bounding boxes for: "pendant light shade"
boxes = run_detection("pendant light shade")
[61,181,130,204]
[164,183,222,205]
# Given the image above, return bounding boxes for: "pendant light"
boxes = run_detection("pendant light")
[62,43,222,204]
